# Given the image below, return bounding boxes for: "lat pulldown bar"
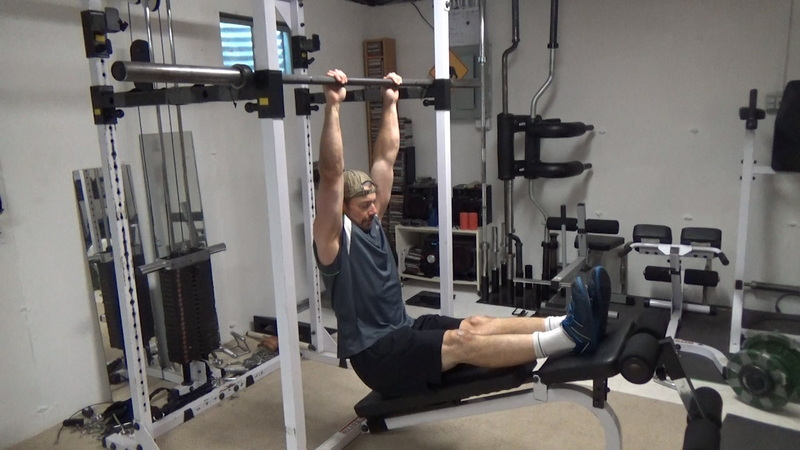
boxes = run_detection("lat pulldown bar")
[111,61,437,88]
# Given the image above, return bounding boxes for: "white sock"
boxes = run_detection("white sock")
[532,328,575,358]
[544,315,566,331]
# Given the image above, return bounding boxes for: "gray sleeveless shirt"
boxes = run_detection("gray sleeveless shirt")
[316,215,413,358]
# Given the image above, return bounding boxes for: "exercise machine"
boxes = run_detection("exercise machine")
[85,1,464,448]
[621,224,730,375]
[82,1,309,447]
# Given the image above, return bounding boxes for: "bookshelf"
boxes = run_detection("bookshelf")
[363,38,396,160]
[364,37,412,253]
[395,225,482,291]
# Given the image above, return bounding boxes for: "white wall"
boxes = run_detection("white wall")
[1,0,799,446]
[365,0,800,306]
[0,2,110,445]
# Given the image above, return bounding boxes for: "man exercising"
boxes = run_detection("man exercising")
[313,69,610,397]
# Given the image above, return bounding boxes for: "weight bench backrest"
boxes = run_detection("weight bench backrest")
[680,227,722,249]
[575,218,626,252]
[633,224,672,244]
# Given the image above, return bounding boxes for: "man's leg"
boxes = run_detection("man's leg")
[442,266,611,371]
[459,314,565,335]
[460,266,611,337]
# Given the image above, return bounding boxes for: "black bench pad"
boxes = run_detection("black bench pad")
[354,320,633,419]
[575,235,626,252]
[536,319,632,385]
[354,361,537,419]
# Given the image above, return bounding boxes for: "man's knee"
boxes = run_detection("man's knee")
[443,328,478,359]
[460,315,492,332]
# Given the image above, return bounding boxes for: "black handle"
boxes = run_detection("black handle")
[718,252,729,266]
[530,120,592,138]
[738,88,765,130]
[527,161,587,179]
[548,0,559,49]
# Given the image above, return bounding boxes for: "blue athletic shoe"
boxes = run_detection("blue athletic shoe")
[588,266,612,342]
[561,276,596,354]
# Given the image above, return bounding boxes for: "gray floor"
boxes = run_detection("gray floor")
[9,280,800,449]
[13,358,689,450]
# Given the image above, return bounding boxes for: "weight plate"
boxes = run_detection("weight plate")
[744,332,798,353]
[744,332,800,402]
[727,348,791,410]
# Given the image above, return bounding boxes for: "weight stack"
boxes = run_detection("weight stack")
[97,257,155,351]
[160,258,220,364]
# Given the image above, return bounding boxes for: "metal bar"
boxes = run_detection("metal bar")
[551,257,585,288]
[254,1,306,448]
[85,0,155,440]
[113,61,443,88]
[282,73,433,87]
[138,243,226,274]
[745,281,800,294]
[731,89,765,353]
[112,61,252,87]
[434,0,455,317]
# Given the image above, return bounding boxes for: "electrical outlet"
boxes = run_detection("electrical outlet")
[765,92,782,114]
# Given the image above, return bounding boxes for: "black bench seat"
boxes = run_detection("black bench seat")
[354,319,634,421]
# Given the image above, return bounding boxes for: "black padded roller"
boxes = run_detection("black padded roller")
[684,269,720,287]
[545,216,578,231]
[687,387,723,427]
[632,309,670,339]
[682,418,721,450]
[620,332,661,384]
[643,266,672,283]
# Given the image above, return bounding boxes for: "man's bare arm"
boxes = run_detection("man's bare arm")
[313,69,348,266]
[369,72,402,219]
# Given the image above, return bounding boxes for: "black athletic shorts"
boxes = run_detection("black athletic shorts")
[349,314,463,398]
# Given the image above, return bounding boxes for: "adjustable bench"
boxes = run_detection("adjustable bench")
[353,320,634,449]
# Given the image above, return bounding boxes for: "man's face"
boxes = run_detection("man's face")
[344,192,378,231]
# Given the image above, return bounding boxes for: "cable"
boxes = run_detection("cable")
[53,402,114,445]
[411,2,434,30]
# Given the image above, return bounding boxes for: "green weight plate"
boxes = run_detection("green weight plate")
[765,343,800,403]
[744,332,799,353]
[744,332,800,402]
[727,348,791,410]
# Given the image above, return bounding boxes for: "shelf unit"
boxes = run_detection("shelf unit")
[364,37,414,253]
[395,225,481,291]
[363,37,396,160]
